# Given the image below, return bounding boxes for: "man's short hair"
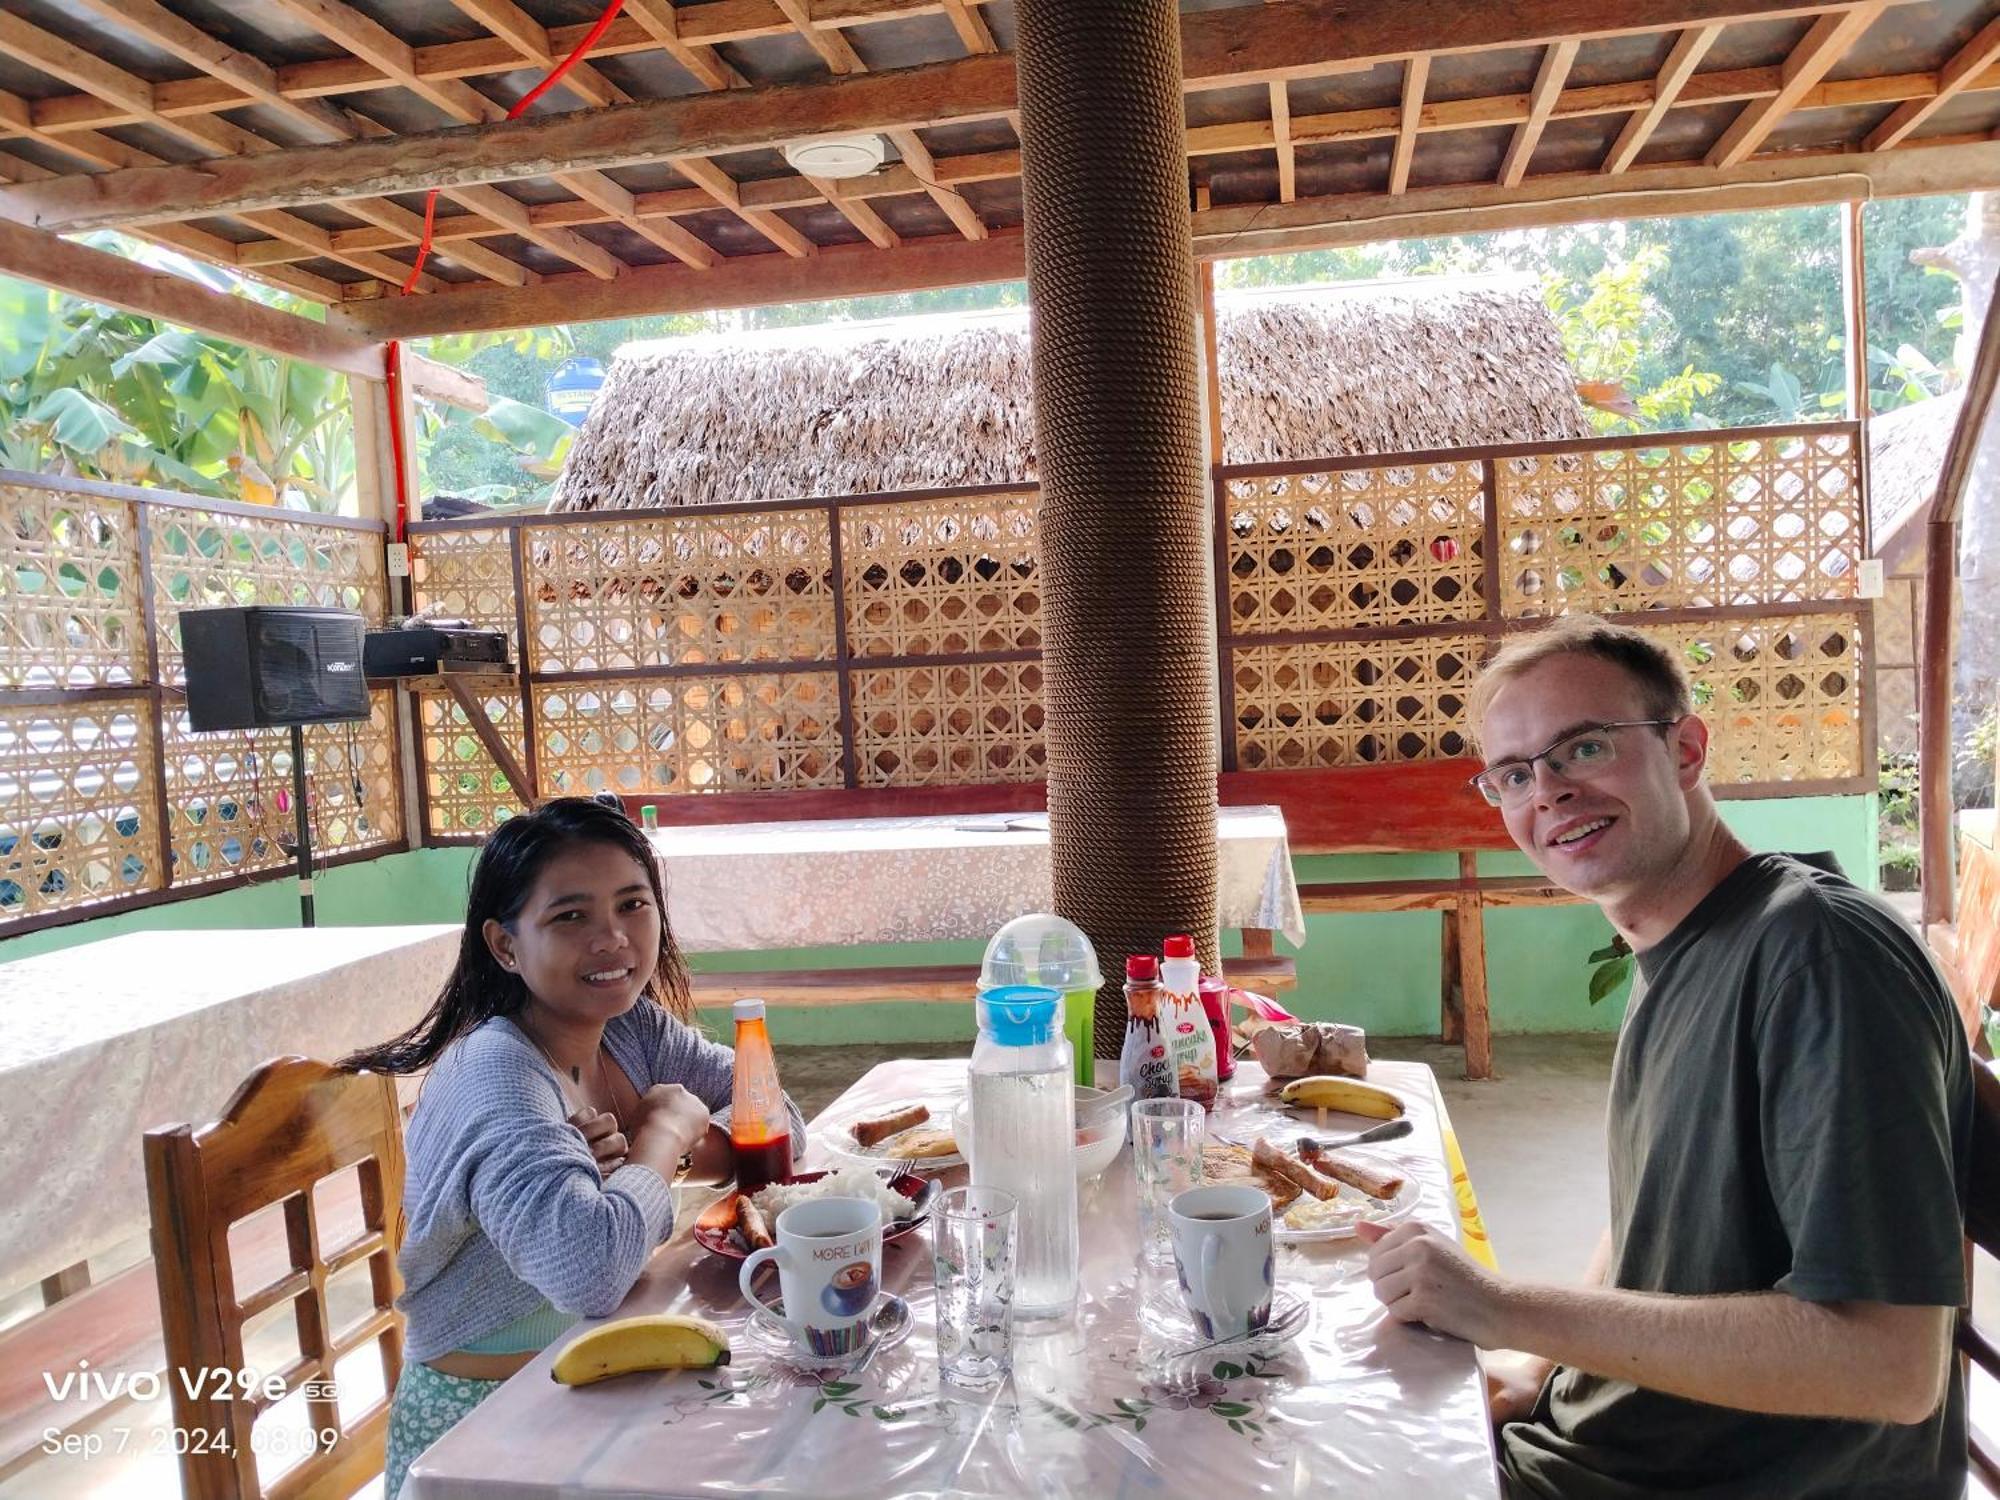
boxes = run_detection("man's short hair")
[1469,614,1693,748]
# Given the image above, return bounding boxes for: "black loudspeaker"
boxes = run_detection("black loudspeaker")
[181,607,370,732]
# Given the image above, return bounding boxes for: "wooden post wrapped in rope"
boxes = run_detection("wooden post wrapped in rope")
[1015,0,1220,1055]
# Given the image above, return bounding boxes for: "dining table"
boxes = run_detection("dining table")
[403,1056,1501,1499]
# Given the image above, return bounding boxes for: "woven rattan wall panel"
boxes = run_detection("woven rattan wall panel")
[163,687,401,886]
[841,491,1042,658]
[523,511,835,674]
[1223,461,1486,635]
[0,482,146,689]
[149,506,387,684]
[1230,634,1484,769]
[851,660,1047,786]
[1639,611,1867,785]
[420,689,528,835]
[533,674,844,796]
[0,697,157,921]
[407,526,517,635]
[1496,430,1862,618]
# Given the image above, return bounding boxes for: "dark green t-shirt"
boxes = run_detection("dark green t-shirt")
[1500,852,1972,1499]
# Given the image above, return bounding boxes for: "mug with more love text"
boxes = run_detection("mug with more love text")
[1167,1183,1274,1342]
[737,1197,884,1357]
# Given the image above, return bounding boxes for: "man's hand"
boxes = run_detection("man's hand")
[567,1107,627,1176]
[1356,1218,1509,1347]
[1482,1349,1555,1427]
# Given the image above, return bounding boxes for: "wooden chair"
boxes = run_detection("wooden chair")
[1960,1053,2000,1491]
[145,1058,406,1500]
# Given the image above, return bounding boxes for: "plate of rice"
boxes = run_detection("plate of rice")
[692,1167,937,1261]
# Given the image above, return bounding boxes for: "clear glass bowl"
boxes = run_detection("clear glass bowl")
[953,1082,1133,1180]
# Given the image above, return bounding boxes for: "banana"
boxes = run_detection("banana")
[550,1314,731,1385]
[1278,1075,1406,1120]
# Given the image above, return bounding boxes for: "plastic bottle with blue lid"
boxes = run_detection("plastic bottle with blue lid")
[967,982,1079,1321]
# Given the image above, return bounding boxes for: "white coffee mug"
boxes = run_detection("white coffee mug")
[738,1197,884,1357]
[1167,1183,1274,1342]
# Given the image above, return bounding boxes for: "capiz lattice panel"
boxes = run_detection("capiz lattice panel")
[0,482,145,689]
[0,697,157,920]
[841,490,1041,657]
[1223,461,1486,635]
[419,688,528,837]
[1640,612,1866,785]
[148,507,388,683]
[1496,429,1861,617]
[1230,635,1484,769]
[162,689,401,884]
[851,660,1046,786]
[407,526,518,635]
[523,511,835,674]
[533,674,844,796]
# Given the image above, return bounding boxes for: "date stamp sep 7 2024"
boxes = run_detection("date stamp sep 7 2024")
[40,1362,343,1461]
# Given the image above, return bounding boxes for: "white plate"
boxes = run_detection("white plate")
[817,1098,966,1173]
[1271,1147,1420,1243]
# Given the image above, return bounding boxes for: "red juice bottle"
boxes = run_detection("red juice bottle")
[1199,976,1236,1083]
[730,998,791,1195]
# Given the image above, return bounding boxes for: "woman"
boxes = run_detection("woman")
[342,797,801,1499]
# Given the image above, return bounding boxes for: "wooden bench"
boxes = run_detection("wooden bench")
[688,952,1297,1006]
[1932,812,2000,1045]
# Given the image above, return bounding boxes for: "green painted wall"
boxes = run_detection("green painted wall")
[2,796,1876,1044]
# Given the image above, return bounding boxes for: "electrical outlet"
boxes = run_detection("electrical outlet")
[386,541,411,578]
[1858,558,1884,598]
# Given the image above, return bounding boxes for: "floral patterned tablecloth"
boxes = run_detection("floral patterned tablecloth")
[649,805,1307,953]
[0,925,455,1292]
[406,1058,1499,1500]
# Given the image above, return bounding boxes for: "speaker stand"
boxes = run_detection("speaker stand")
[289,722,315,927]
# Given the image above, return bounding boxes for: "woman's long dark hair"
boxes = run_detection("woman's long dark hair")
[341,797,690,1074]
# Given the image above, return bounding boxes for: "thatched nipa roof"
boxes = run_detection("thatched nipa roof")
[551,277,1590,512]
[1867,390,1960,574]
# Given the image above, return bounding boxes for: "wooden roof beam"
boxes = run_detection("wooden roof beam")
[445,0,631,110]
[1501,38,1578,186]
[0,0,1927,232]
[887,128,988,240]
[1391,55,1430,195]
[1604,23,1723,172]
[674,155,816,256]
[340,198,535,287]
[264,0,502,125]
[444,183,623,277]
[0,217,384,377]
[551,169,719,267]
[939,0,999,56]
[1271,82,1297,202]
[1707,2,1886,166]
[1865,13,2000,151]
[804,174,901,248]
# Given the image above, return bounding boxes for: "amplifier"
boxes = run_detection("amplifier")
[363,626,512,678]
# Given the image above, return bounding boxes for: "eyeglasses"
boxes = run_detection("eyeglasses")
[1469,720,1680,808]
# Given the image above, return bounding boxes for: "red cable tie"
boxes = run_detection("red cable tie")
[398,0,626,294]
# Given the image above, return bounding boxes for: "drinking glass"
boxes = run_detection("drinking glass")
[933,1186,1018,1390]
[1132,1098,1205,1263]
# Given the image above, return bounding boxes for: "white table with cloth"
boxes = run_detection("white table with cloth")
[648,804,1308,951]
[0,924,456,1295]
[405,1057,1500,1500]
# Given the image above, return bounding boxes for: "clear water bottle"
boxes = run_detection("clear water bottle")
[968,984,1079,1322]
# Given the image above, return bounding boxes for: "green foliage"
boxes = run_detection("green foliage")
[1586,935,1634,1008]
[0,250,353,510]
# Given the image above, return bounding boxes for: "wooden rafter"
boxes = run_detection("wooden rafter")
[1391,55,1430,195]
[444,0,631,109]
[886,128,990,242]
[1865,13,2000,151]
[772,0,866,75]
[1501,39,1578,187]
[264,0,501,125]
[804,175,901,249]
[0,0,1921,144]
[1604,23,1723,172]
[1271,82,1297,202]
[1707,2,1888,167]
[0,218,384,378]
[0,0,1916,236]
[551,171,719,268]
[620,0,743,91]
[939,0,999,56]
[674,156,816,257]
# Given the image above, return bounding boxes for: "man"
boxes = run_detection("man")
[1356,613,1971,1497]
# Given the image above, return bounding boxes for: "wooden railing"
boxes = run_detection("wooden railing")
[405,421,1872,842]
[0,471,403,936]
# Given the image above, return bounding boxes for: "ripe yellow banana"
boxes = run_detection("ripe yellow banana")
[1278,1075,1406,1120]
[550,1314,731,1385]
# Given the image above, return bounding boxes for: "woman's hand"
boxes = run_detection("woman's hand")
[567,1107,628,1177]
[1483,1349,1554,1428]
[626,1083,713,1177]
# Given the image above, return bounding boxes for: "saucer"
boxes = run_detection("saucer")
[745,1292,912,1375]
